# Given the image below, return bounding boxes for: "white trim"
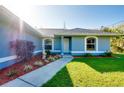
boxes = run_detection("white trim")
[0,55,17,63]
[51,50,61,52]
[63,38,70,53]
[42,38,54,51]
[61,36,64,55]
[71,51,106,53]
[84,36,98,53]
[0,49,105,64]
[42,39,44,51]
[52,39,54,51]
[34,49,61,53]
[33,50,42,54]
[0,50,43,64]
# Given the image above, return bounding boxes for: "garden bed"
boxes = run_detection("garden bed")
[0,54,61,85]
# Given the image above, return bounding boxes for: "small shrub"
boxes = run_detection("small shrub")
[45,50,51,58]
[103,51,112,57]
[54,55,62,60]
[33,61,44,66]
[6,69,18,77]
[47,56,56,62]
[83,53,93,57]
[23,65,33,72]
[53,56,59,60]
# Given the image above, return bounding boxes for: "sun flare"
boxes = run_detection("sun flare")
[1,2,38,28]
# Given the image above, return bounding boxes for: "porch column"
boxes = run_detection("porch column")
[42,39,46,59]
[61,36,64,55]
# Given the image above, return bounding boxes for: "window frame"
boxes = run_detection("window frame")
[86,38,96,51]
[42,38,54,51]
[84,36,98,52]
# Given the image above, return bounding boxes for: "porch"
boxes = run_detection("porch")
[42,36,72,55]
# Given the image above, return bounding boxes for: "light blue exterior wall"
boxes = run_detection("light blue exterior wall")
[53,36,111,56]
[0,27,42,69]
[54,36,61,50]
[72,36,110,55]
[0,26,42,58]
[0,26,42,69]
[19,30,42,52]
[98,36,110,51]
[0,27,16,58]
[0,7,43,69]
[71,36,110,52]
[71,36,84,56]
[0,24,42,70]
[71,36,85,51]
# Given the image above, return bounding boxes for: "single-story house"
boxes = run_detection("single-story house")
[38,28,120,56]
[0,6,121,69]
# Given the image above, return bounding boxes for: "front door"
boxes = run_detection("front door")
[64,38,70,53]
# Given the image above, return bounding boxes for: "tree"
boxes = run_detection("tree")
[10,40,35,62]
[102,26,124,53]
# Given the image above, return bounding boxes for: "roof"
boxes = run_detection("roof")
[1,5,122,38]
[38,28,122,37]
[0,5,42,38]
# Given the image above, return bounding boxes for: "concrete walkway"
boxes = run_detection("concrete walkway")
[1,56,73,87]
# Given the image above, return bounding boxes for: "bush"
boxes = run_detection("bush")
[10,40,35,62]
[23,65,33,72]
[45,50,51,58]
[52,55,58,60]
[83,53,93,57]
[6,69,18,77]
[33,61,44,66]
[47,56,56,62]
[54,56,59,60]
[103,51,112,57]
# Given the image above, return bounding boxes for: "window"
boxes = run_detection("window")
[86,38,96,51]
[44,39,52,50]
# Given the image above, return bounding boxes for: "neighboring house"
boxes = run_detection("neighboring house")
[0,6,121,69]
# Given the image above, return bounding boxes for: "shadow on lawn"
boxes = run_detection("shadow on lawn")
[72,54,124,73]
[42,67,73,87]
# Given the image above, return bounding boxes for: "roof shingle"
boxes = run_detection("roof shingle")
[38,28,121,37]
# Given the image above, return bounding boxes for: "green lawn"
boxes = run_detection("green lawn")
[42,54,124,87]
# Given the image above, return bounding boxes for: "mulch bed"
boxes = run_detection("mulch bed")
[0,54,52,85]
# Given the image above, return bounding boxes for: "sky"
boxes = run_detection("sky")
[3,5,124,29]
